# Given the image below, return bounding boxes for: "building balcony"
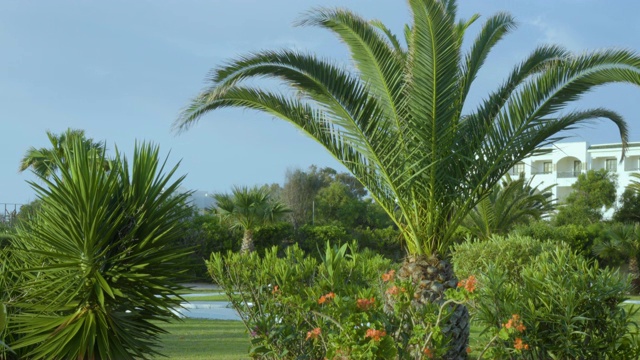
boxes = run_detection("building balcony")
[557,171,581,178]
[531,170,553,175]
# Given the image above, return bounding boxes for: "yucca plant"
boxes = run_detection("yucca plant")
[7,136,191,359]
[175,0,640,356]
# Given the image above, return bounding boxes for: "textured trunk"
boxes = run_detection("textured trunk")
[629,256,640,280]
[240,229,255,254]
[396,254,469,359]
[629,256,640,294]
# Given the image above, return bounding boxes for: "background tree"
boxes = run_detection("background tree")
[461,175,555,241]
[18,128,107,178]
[176,0,639,356]
[614,173,640,223]
[213,186,290,254]
[280,167,329,228]
[8,137,191,359]
[554,169,618,226]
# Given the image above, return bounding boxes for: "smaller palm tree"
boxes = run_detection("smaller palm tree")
[213,186,290,254]
[594,224,640,288]
[19,129,107,178]
[461,174,555,240]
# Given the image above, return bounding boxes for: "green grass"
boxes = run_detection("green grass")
[157,319,249,359]
[157,304,640,359]
[181,294,229,302]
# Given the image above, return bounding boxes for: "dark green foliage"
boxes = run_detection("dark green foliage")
[6,138,192,359]
[253,222,294,255]
[514,220,607,259]
[297,224,350,254]
[451,234,564,282]
[554,169,618,226]
[614,188,640,224]
[296,224,402,261]
[475,248,640,359]
[177,211,242,280]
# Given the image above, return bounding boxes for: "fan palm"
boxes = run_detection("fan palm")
[461,174,555,241]
[19,128,107,178]
[213,186,290,254]
[8,137,191,359]
[175,0,639,356]
[593,224,640,288]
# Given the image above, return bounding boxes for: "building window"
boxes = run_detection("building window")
[605,158,617,172]
[573,161,582,176]
[543,162,552,174]
[512,162,525,176]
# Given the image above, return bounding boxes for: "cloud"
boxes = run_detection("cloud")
[527,17,582,50]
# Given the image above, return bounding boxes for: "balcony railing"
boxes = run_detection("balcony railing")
[557,171,581,178]
[531,170,553,175]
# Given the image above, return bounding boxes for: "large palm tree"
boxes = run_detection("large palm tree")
[175,0,639,356]
[19,128,107,178]
[213,186,290,254]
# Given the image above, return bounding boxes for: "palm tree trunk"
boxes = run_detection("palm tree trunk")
[395,254,470,359]
[628,256,640,294]
[240,229,255,254]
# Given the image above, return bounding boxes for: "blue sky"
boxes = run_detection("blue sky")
[2,0,640,206]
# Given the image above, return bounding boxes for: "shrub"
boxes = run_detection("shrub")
[207,242,477,359]
[514,220,606,259]
[451,234,563,282]
[296,224,350,255]
[474,247,640,359]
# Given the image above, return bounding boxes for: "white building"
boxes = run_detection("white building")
[512,142,640,216]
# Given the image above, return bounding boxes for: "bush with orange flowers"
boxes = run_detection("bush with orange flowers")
[472,247,640,359]
[207,240,485,359]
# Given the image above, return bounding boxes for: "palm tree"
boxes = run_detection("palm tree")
[19,128,107,178]
[461,174,555,241]
[593,224,640,290]
[175,0,639,356]
[213,186,290,254]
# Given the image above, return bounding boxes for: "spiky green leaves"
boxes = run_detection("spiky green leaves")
[8,137,191,359]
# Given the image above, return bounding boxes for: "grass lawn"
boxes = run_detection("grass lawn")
[181,294,230,301]
[157,319,249,359]
[157,304,640,359]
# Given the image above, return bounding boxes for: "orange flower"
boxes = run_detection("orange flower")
[423,347,434,359]
[271,285,279,295]
[318,292,336,305]
[306,327,321,341]
[381,269,396,282]
[356,297,375,311]
[457,275,477,293]
[386,285,405,296]
[503,314,526,332]
[364,328,386,342]
[466,347,471,354]
[514,337,529,351]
